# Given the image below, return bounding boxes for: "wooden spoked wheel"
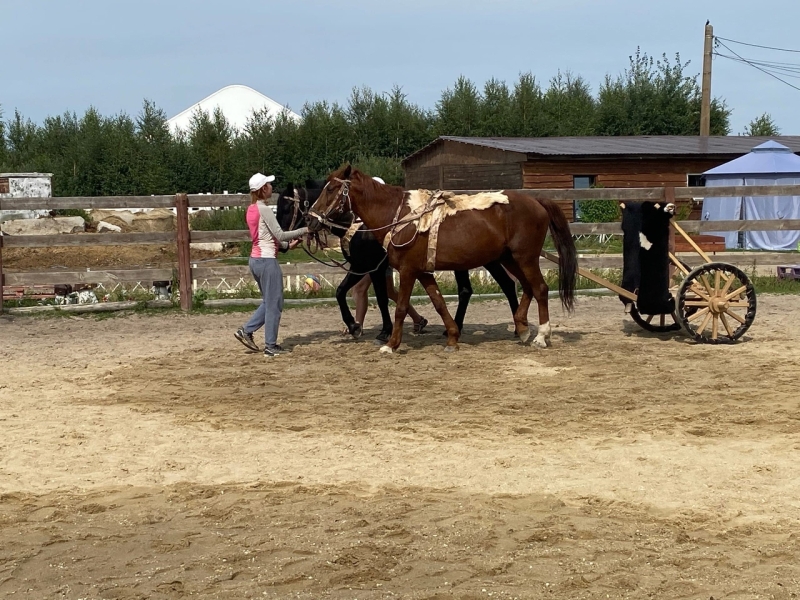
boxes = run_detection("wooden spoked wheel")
[629,305,682,333]
[675,263,757,343]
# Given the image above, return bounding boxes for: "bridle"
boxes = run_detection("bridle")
[307,178,353,229]
[281,189,310,231]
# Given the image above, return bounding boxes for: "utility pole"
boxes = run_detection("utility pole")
[700,20,714,136]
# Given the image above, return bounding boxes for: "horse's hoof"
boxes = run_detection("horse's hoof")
[444,345,458,353]
[373,338,383,346]
[349,323,363,338]
[413,317,429,335]
[518,328,531,343]
[532,336,548,349]
[375,331,390,343]
[379,345,394,354]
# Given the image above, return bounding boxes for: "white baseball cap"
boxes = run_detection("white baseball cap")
[372,176,385,184]
[249,172,276,191]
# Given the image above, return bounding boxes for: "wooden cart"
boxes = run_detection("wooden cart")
[544,201,757,344]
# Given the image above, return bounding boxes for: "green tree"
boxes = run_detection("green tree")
[510,72,545,136]
[134,99,174,194]
[540,71,596,136]
[0,105,7,169]
[596,48,730,135]
[478,78,514,136]
[186,107,236,193]
[435,76,481,136]
[6,110,40,171]
[742,113,780,136]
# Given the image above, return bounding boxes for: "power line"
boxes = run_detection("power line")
[715,39,800,93]
[716,35,800,54]
[713,53,800,79]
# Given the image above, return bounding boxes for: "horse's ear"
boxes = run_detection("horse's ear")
[343,165,352,180]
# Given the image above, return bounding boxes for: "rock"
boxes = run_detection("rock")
[97,221,122,233]
[87,208,176,232]
[1,216,86,236]
[190,242,224,252]
[88,209,135,227]
[130,208,175,232]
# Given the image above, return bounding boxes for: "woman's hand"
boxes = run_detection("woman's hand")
[288,239,302,250]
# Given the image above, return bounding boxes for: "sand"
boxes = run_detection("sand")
[1,295,799,599]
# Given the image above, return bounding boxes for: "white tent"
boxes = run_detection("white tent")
[702,140,800,250]
[167,85,300,134]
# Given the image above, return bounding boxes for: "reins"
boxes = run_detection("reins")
[285,182,388,277]
[308,178,442,251]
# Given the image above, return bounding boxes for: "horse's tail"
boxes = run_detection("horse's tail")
[536,198,578,312]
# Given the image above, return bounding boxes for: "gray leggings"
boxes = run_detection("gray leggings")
[243,258,284,347]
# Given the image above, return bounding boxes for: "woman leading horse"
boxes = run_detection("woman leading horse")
[307,165,578,353]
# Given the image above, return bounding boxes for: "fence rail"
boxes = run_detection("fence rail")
[3,184,800,314]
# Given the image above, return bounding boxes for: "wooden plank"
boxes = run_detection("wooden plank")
[190,230,250,243]
[452,185,800,201]
[2,219,797,249]
[0,193,249,211]
[2,232,175,248]
[175,193,192,311]
[452,188,666,201]
[569,220,800,235]
[5,299,171,315]
[673,235,726,253]
[4,251,797,293]
[674,185,800,199]
[187,194,250,208]
[675,219,800,233]
[3,268,176,286]
[540,250,636,301]
[0,233,4,314]
[0,196,176,211]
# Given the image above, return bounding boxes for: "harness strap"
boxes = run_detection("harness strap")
[341,220,362,256]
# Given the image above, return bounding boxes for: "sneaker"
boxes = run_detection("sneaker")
[413,317,429,334]
[264,344,283,357]
[234,328,259,352]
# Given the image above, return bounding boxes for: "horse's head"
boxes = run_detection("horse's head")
[307,165,360,232]
[276,180,325,231]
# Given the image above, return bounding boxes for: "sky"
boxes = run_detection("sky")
[3,0,800,136]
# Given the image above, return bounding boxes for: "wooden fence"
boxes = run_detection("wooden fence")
[2,185,800,314]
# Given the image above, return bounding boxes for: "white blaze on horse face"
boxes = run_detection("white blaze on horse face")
[533,321,551,348]
[665,203,676,214]
[639,232,653,251]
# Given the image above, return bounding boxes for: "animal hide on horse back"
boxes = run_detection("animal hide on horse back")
[386,190,510,271]
[405,190,510,233]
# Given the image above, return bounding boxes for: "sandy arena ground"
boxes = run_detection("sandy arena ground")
[1,295,799,599]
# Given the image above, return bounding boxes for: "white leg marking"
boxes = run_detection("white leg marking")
[518,327,531,343]
[379,345,394,354]
[533,321,551,348]
[639,232,652,250]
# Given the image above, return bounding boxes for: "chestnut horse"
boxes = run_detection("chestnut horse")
[307,165,578,352]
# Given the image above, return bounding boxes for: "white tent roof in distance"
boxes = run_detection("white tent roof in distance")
[167,84,301,134]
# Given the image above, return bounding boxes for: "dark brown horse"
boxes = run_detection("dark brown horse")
[307,165,578,352]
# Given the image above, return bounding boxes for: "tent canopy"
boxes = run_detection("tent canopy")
[704,141,800,177]
[702,141,800,251]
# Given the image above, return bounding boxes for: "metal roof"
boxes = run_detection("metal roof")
[402,136,800,164]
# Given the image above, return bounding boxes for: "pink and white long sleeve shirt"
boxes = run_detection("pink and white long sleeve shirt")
[246,201,307,259]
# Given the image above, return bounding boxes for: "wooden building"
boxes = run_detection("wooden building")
[402,136,800,221]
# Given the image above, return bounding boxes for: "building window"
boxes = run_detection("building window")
[687,174,705,187]
[573,175,596,221]
[0,178,9,194]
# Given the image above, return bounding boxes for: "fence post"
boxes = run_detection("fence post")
[175,193,193,311]
[0,233,4,315]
